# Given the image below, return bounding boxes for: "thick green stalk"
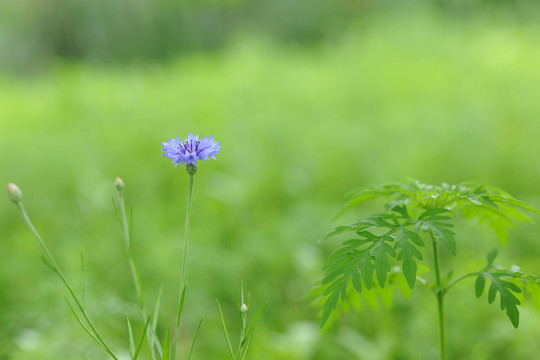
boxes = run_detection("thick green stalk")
[430,231,446,360]
[16,202,118,360]
[172,173,195,359]
[436,293,446,360]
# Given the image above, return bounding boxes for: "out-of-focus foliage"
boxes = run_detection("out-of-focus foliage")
[1,0,540,72]
[2,5,540,360]
[0,0,349,72]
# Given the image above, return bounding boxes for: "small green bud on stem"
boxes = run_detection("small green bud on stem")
[186,164,197,175]
[115,177,125,191]
[7,183,23,204]
[240,303,248,313]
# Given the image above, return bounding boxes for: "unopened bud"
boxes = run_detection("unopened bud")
[240,303,248,313]
[7,183,23,203]
[186,164,197,175]
[115,177,125,191]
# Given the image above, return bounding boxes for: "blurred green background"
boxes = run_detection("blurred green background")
[2,0,540,359]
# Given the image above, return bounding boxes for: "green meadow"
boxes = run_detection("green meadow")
[2,7,540,359]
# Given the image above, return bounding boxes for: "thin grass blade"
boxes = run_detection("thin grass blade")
[152,284,164,331]
[187,318,203,360]
[217,299,235,360]
[242,304,265,346]
[145,320,163,358]
[129,204,134,247]
[240,329,256,360]
[80,250,86,306]
[176,285,186,327]
[146,284,165,357]
[40,255,55,272]
[162,326,170,360]
[64,298,108,354]
[171,284,187,360]
[132,316,151,360]
[126,315,136,357]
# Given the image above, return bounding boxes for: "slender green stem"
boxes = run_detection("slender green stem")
[236,312,247,360]
[445,271,480,293]
[116,189,158,360]
[236,283,247,360]
[430,231,446,360]
[181,174,195,288]
[16,202,118,360]
[431,234,442,287]
[172,174,195,359]
[118,190,144,308]
[217,299,235,359]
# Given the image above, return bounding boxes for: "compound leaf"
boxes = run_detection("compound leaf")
[321,291,340,328]
[351,270,363,293]
[417,208,456,255]
[373,240,396,287]
[481,273,522,328]
[360,257,373,289]
[395,227,424,288]
[320,232,397,327]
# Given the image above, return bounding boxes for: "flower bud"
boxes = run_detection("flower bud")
[7,183,23,203]
[115,177,125,191]
[186,164,197,175]
[240,303,248,314]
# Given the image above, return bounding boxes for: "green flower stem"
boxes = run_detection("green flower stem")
[237,316,247,360]
[116,189,158,360]
[172,173,195,359]
[236,286,247,360]
[430,231,446,360]
[181,174,195,288]
[117,189,144,308]
[16,202,118,360]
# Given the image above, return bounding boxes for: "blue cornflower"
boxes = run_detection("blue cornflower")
[161,133,221,169]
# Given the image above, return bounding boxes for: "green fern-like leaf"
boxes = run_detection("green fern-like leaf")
[342,179,539,244]
[373,239,395,287]
[320,232,394,327]
[475,271,521,328]
[416,208,456,255]
[394,227,424,288]
[473,249,540,329]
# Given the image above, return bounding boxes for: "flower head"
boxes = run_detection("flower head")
[161,133,221,168]
[115,177,124,191]
[7,183,23,204]
[240,303,248,313]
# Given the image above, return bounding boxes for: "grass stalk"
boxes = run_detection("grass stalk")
[115,185,158,360]
[16,202,118,359]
